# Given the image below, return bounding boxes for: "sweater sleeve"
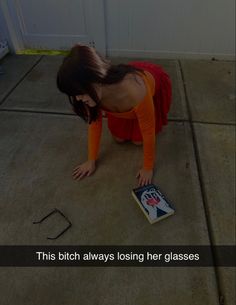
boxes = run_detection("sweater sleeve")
[134,92,156,170]
[88,111,103,160]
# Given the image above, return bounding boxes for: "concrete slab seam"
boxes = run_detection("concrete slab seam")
[174,59,189,120]
[0,55,44,106]
[178,59,223,305]
[0,108,235,132]
[0,108,77,117]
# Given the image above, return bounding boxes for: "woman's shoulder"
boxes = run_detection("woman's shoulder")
[128,71,155,107]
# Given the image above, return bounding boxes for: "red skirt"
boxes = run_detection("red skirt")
[106,61,172,142]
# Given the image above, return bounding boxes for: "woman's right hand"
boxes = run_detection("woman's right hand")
[72,160,96,181]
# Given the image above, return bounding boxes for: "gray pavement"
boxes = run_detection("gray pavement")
[0,54,235,305]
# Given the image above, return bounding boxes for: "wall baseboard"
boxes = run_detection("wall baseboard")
[107,48,235,61]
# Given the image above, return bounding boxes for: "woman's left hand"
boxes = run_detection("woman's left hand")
[136,168,153,187]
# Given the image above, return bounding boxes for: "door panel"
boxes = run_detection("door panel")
[4,0,106,53]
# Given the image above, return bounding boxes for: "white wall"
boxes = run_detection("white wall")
[105,0,235,59]
[1,0,235,59]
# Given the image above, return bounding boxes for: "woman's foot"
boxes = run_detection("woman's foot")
[113,136,142,145]
[113,136,126,143]
[132,141,143,146]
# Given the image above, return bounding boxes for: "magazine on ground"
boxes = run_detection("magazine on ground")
[132,184,175,224]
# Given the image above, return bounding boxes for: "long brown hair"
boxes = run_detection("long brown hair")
[57,44,144,123]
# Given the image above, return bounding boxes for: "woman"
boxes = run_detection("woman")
[57,44,172,186]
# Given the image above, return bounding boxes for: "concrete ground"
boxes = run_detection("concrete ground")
[0,54,235,305]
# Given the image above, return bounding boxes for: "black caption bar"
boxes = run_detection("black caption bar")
[0,246,235,267]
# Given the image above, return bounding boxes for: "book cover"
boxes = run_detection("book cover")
[132,184,175,224]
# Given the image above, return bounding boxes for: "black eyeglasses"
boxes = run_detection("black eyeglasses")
[33,208,72,240]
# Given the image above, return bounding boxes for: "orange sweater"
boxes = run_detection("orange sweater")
[88,71,156,170]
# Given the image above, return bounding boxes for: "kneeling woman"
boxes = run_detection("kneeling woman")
[57,44,172,186]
